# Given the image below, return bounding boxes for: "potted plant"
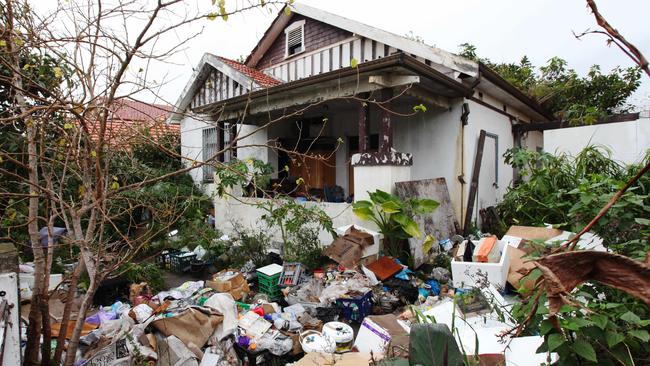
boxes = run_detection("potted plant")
[352,190,438,262]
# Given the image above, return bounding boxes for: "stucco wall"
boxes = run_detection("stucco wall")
[544,117,650,164]
[180,113,215,196]
[213,197,359,247]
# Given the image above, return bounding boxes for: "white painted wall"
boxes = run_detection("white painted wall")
[213,197,359,247]
[463,100,516,225]
[353,164,411,201]
[393,102,464,223]
[544,117,650,164]
[180,113,215,196]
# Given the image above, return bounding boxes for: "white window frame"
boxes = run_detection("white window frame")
[284,20,306,58]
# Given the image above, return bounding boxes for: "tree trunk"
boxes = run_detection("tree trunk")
[53,259,85,365]
[63,274,100,366]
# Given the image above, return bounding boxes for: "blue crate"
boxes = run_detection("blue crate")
[335,291,373,322]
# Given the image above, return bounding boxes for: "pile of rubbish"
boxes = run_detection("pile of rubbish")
[16,223,598,365]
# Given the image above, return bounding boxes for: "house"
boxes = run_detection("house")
[88,99,176,148]
[171,3,552,259]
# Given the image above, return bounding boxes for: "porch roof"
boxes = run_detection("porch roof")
[193,53,474,121]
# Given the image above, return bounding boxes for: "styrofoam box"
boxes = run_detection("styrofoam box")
[451,239,510,289]
[19,273,63,291]
[334,224,382,258]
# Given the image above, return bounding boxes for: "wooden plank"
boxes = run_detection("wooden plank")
[375,41,385,58]
[463,129,487,236]
[363,38,373,62]
[379,88,393,154]
[352,38,362,62]
[296,58,305,79]
[395,178,460,268]
[332,45,341,70]
[313,53,321,74]
[322,50,331,73]
[304,55,312,78]
[342,42,351,68]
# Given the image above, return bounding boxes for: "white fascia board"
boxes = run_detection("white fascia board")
[291,2,478,77]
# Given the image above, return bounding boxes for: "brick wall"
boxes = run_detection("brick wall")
[256,14,352,69]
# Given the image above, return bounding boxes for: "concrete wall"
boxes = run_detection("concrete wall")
[544,117,650,164]
[214,197,359,247]
[180,113,215,196]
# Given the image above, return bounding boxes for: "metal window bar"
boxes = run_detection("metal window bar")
[202,127,218,182]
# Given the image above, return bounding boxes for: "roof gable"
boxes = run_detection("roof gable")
[246,3,477,77]
[171,54,280,120]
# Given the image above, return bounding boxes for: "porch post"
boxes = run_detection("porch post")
[358,93,369,152]
[217,121,225,162]
[379,88,393,154]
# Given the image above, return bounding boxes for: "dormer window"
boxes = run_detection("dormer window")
[285,20,305,57]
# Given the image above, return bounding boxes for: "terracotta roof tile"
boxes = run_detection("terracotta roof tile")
[217,56,281,88]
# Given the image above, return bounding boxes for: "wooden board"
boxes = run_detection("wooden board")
[395,178,460,268]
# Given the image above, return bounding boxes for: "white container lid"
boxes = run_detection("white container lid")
[257,263,283,276]
[323,321,354,343]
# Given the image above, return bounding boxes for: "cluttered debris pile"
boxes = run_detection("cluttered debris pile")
[16,223,596,365]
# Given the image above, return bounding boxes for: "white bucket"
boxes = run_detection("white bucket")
[300,330,335,353]
[322,322,354,353]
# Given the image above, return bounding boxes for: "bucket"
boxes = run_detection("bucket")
[299,330,334,353]
[322,322,354,353]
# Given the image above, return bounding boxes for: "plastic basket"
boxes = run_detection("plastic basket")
[278,262,302,287]
[257,271,281,299]
[335,291,373,322]
[156,249,180,270]
[169,252,196,272]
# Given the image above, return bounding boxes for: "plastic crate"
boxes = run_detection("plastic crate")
[156,249,180,270]
[257,272,281,299]
[278,262,302,287]
[335,291,373,323]
[169,252,197,272]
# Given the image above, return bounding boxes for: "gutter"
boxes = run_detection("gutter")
[194,53,474,114]
[478,63,555,121]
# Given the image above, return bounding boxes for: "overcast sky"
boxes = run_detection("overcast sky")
[139,0,650,110]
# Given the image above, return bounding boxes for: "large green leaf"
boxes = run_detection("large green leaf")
[590,314,608,330]
[620,311,642,325]
[380,200,402,213]
[628,329,650,342]
[572,339,597,363]
[413,199,440,215]
[352,200,373,209]
[402,217,422,238]
[606,331,625,348]
[352,206,374,221]
[369,189,393,204]
[422,235,436,253]
[547,333,565,351]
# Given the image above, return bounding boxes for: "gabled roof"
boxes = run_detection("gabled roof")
[245,2,477,77]
[217,56,281,88]
[170,53,280,120]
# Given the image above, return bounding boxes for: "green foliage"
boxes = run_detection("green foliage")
[259,198,334,266]
[229,227,270,268]
[458,43,641,123]
[501,146,650,364]
[123,262,165,292]
[499,145,649,259]
[214,158,274,197]
[352,189,438,259]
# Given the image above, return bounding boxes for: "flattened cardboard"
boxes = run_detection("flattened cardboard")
[503,226,563,292]
[206,270,250,301]
[365,257,402,281]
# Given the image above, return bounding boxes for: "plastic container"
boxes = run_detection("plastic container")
[299,330,334,353]
[322,322,354,353]
[169,251,196,272]
[335,291,373,322]
[278,262,302,287]
[256,264,283,299]
[156,249,180,269]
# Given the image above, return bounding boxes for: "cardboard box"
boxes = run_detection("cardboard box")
[451,239,510,289]
[333,225,382,258]
[206,269,250,301]
[502,226,562,292]
[353,314,410,357]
